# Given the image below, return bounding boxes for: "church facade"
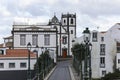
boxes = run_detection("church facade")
[12,13,76,57]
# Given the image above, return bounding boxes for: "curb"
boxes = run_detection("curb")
[44,66,57,80]
[69,66,75,80]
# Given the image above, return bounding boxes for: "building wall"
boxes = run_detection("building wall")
[73,24,120,78]
[0,58,36,71]
[13,28,57,56]
[14,32,56,48]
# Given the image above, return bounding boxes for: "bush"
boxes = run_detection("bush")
[101,70,120,80]
[72,43,85,61]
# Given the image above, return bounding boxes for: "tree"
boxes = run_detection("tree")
[72,43,85,61]
[34,50,53,73]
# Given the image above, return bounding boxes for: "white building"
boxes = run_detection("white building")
[11,13,76,58]
[0,48,36,71]
[74,23,120,79]
[12,24,57,56]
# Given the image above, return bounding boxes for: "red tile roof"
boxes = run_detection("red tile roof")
[0,49,36,58]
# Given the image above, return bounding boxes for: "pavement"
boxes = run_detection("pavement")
[44,60,80,80]
[44,66,57,80]
[69,63,80,80]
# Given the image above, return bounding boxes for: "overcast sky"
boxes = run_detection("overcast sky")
[0,0,120,43]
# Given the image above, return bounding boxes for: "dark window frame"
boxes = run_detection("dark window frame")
[100,57,105,68]
[117,42,120,53]
[92,32,97,42]
[0,63,4,68]
[118,59,120,64]
[9,63,15,68]
[0,50,4,55]
[102,70,106,76]
[100,44,105,55]
[71,30,73,34]
[32,34,38,45]
[20,34,26,46]
[20,63,26,68]
[44,34,50,45]
[64,20,66,23]
[62,36,67,44]
[71,18,73,24]
[101,37,104,41]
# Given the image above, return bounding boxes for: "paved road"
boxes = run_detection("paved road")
[48,60,71,80]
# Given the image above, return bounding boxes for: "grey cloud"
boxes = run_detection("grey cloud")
[1,0,120,43]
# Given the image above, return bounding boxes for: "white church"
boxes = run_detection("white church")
[12,13,76,57]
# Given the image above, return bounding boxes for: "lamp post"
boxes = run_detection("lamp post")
[35,45,39,80]
[27,42,32,80]
[89,43,92,80]
[83,28,92,80]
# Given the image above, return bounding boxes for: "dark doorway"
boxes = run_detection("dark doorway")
[62,48,67,58]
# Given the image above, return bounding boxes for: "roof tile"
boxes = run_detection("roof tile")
[0,49,36,58]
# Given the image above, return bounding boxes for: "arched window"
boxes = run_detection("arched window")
[71,18,73,24]
[64,20,66,23]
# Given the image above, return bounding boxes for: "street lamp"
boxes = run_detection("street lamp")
[89,43,92,80]
[35,45,39,80]
[83,28,92,80]
[41,47,44,54]
[83,28,91,43]
[27,42,32,80]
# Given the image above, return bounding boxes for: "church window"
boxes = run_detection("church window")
[20,34,26,45]
[71,18,73,24]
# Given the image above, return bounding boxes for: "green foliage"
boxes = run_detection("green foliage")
[92,78,101,80]
[101,70,120,80]
[72,43,85,61]
[34,50,53,73]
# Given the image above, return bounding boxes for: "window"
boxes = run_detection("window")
[101,37,104,41]
[0,63,4,68]
[118,59,120,64]
[71,18,73,24]
[20,63,26,68]
[9,63,15,68]
[44,34,50,45]
[64,20,66,23]
[100,44,105,55]
[100,57,105,68]
[20,34,26,45]
[32,35,38,45]
[71,30,73,34]
[117,42,120,53]
[92,32,97,42]
[0,50,4,55]
[62,36,67,44]
[102,70,106,77]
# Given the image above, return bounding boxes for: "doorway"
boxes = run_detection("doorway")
[62,48,67,58]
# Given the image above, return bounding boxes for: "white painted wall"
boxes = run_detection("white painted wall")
[73,23,120,79]
[0,57,36,71]
[13,28,57,57]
